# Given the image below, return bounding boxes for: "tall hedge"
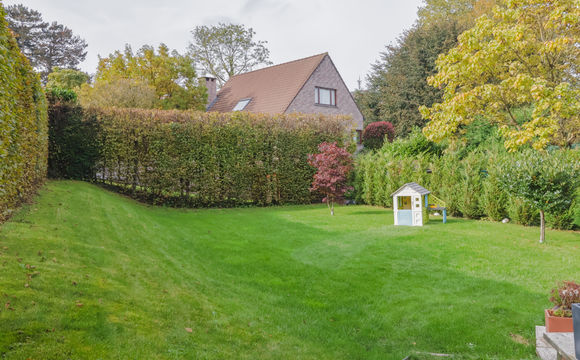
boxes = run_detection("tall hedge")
[0,4,48,221]
[64,108,348,207]
[354,136,580,229]
[48,102,100,179]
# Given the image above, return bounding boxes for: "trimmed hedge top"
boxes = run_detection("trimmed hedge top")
[50,106,352,207]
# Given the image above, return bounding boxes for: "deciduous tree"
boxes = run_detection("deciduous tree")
[188,23,272,86]
[421,0,580,150]
[46,67,90,90]
[360,22,461,135]
[498,149,579,243]
[356,0,497,135]
[418,0,497,29]
[79,79,158,109]
[82,44,206,110]
[308,142,353,216]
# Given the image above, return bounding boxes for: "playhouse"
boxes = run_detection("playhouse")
[392,182,447,226]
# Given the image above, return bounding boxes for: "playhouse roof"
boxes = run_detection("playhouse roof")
[391,182,431,196]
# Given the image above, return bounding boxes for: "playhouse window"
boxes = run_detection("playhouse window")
[397,196,412,210]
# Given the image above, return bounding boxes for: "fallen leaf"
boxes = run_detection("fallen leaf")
[75,302,83,307]
[185,327,193,333]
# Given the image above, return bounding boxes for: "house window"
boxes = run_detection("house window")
[232,98,251,111]
[314,87,336,106]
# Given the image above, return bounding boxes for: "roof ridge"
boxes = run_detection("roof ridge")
[228,52,328,80]
[282,53,327,113]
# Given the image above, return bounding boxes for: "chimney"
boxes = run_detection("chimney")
[200,75,217,110]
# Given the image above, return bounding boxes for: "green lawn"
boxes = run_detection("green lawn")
[0,181,578,359]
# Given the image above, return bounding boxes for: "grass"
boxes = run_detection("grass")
[0,181,579,359]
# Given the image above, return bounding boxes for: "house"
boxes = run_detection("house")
[392,182,430,226]
[199,53,364,142]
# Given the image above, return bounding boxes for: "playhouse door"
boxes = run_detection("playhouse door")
[414,211,422,226]
[397,210,412,226]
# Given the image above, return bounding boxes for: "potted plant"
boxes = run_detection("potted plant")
[545,281,580,332]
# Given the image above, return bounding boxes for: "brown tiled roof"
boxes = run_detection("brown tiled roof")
[208,53,327,113]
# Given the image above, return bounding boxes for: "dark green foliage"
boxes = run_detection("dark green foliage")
[459,118,502,155]
[481,164,508,221]
[357,22,461,135]
[547,205,576,230]
[497,149,580,241]
[458,151,486,219]
[46,87,77,103]
[71,108,348,207]
[5,4,87,81]
[0,3,48,221]
[386,127,444,157]
[355,138,579,228]
[498,150,579,215]
[48,103,100,179]
[506,198,540,226]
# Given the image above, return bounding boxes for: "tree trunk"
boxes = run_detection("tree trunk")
[539,209,545,244]
[331,201,334,216]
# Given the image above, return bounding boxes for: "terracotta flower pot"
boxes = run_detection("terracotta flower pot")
[545,309,573,332]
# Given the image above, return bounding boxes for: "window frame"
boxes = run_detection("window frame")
[232,98,252,111]
[314,87,337,107]
[356,130,363,144]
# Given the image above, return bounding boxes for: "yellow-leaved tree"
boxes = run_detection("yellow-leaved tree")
[420,0,579,150]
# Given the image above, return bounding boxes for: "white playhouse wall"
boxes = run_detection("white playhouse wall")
[393,187,425,226]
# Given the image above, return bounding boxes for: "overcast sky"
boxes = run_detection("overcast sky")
[4,0,423,90]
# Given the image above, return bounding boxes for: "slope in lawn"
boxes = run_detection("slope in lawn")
[0,181,578,359]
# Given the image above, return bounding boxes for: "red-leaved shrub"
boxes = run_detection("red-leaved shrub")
[363,121,395,149]
[308,142,353,215]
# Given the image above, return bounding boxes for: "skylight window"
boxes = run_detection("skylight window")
[232,98,251,111]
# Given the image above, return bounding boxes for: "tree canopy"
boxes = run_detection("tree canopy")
[79,79,158,109]
[498,149,579,243]
[5,4,87,81]
[357,22,461,134]
[308,142,353,216]
[46,67,90,90]
[421,0,580,150]
[356,0,497,136]
[418,0,497,29]
[81,44,207,110]
[188,23,272,86]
